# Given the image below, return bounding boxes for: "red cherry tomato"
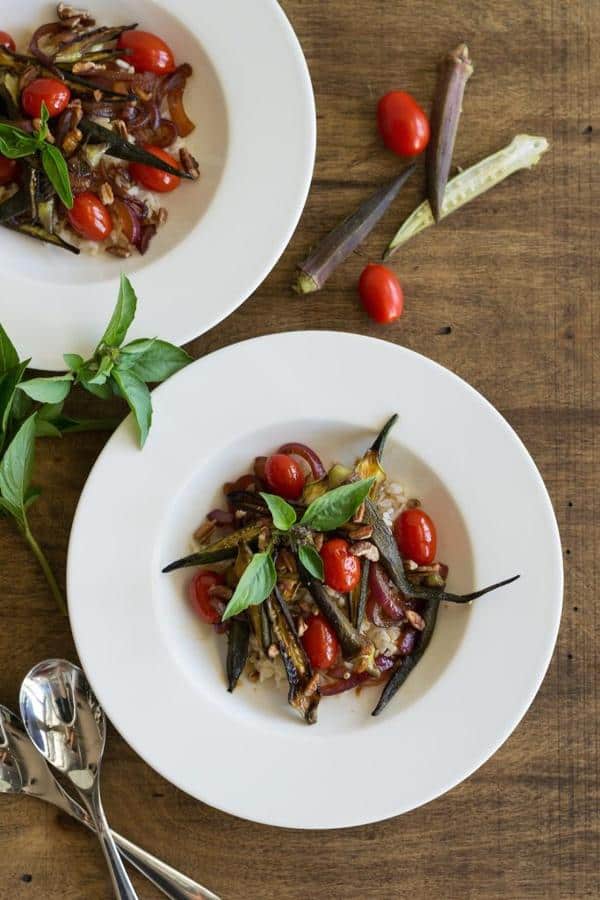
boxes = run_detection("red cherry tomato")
[264,453,305,500]
[0,155,19,186]
[117,30,175,75]
[393,508,437,566]
[301,614,340,670]
[188,571,225,624]
[67,192,113,242]
[0,31,15,52]
[320,538,361,593]
[22,78,71,119]
[359,264,404,324]
[129,146,181,193]
[377,91,430,157]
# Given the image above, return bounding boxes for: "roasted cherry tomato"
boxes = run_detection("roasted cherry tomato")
[393,508,437,566]
[264,453,305,500]
[301,614,340,670]
[359,263,404,324]
[188,571,225,624]
[67,192,113,242]
[0,155,19,186]
[377,91,430,157]
[129,145,181,193]
[320,538,361,593]
[22,78,71,119]
[117,30,175,74]
[0,31,15,52]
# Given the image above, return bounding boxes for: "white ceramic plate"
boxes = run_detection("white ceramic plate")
[2,1,315,370]
[68,332,563,829]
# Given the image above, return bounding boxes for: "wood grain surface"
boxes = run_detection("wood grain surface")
[1,0,598,897]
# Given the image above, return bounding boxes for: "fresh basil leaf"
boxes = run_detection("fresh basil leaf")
[17,373,73,404]
[0,412,37,518]
[37,102,49,140]
[120,339,192,383]
[99,275,137,349]
[116,338,157,369]
[63,353,84,372]
[38,401,64,421]
[85,355,113,385]
[222,552,276,621]
[24,486,42,510]
[0,323,19,376]
[259,492,296,531]
[80,377,113,400]
[112,368,152,447]
[10,390,33,421]
[300,477,376,532]
[35,419,62,438]
[298,544,324,581]
[41,143,73,209]
[0,359,30,441]
[0,124,39,159]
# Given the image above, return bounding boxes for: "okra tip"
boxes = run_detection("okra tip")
[293,270,319,295]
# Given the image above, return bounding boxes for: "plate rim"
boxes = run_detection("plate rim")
[67,330,563,828]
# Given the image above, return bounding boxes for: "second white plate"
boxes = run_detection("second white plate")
[68,332,563,828]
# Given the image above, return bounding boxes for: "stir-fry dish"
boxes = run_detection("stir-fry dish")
[0,5,198,257]
[163,417,519,724]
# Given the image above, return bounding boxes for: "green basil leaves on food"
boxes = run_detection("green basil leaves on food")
[41,143,73,209]
[98,274,138,348]
[0,123,39,159]
[259,492,297,531]
[300,477,375,532]
[17,373,73,404]
[222,551,277,621]
[298,544,324,581]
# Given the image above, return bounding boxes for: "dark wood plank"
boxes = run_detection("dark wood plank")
[1,0,598,897]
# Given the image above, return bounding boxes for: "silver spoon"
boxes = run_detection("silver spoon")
[0,706,219,900]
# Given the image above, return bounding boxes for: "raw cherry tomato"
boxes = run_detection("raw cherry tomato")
[67,192,113,242]
[359,263,404,324]
[0,31,15,51]
[320,538,361,593]
[0,155,19,186]
[377,91,430,157]
[393,508,437,566]
[129,145,181,193]
[264,453,305,500]
[188,571,225,624]
[117,30,175,75]
[301,614,340,670]
[22,78,71,119]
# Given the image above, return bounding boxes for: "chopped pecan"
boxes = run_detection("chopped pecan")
[193,520,216,542]
[267,644,280,660]
[349,541,379,562]
[343,523,374,541]
[276,548,297,575]
[111,119,130,141]
[72,61,106,75]
[179,147,200,179]
[62,128,82,156]
[353,502,366,524]
[99,182,114,205]
[406,610,426,631]
[56,3,95,25]
[312,532,324,552]
[105,244,132,258]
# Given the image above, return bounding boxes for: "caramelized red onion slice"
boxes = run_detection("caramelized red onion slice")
[110,198,141,245]
[29,22,70,68]
[207,509,235,526]
[278,443,326,481]
[368,563,407,621]
[130,117,177,148]
[320,655,394,696]
[167,88,195,137]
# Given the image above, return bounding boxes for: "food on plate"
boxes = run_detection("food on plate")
[385,134,550,258]
[358,263,404,324]
[293,165,415,294]
[0,4,198,257]
[426,43,473,221]
[163,416,519,724]
[377,90,430,157]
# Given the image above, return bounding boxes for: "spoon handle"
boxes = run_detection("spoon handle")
[84,784,140,900]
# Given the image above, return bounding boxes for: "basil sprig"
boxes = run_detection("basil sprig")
[0,102,73,208]
[220,477,375,620]
[0,274,192,612]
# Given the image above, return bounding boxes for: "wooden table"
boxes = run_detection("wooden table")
[1,1,597,897]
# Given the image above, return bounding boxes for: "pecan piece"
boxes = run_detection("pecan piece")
[179,147,200,179]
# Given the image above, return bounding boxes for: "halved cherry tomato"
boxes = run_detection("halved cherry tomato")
[188,570,225,624]
[377,91,430,157]
[320,538,361,593]
[301,614,340,670]
[359,263,404,324]
[0,155,19,186]
[117,30,175,75]
[264,453,305,500]
[22,78,71,119]
[129,145,181,193]
[393,508,437,566]
[67,192,113,242]
[0,31,15,52]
